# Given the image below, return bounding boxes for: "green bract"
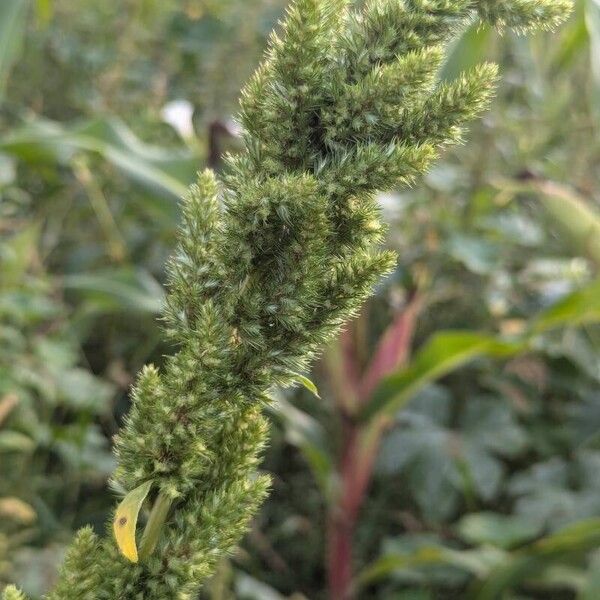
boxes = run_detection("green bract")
[8,1,571,598]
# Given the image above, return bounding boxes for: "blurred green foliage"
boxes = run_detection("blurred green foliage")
[0,224,115,588]
[1,0,599,599]
[0,0,284,595]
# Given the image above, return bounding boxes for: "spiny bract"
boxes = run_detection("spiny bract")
[5,1,571,598]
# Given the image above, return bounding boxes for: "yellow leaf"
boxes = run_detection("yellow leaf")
[0,497,36,524]
[113,480,153,563]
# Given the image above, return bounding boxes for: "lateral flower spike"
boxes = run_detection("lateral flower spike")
[2,586,28,600]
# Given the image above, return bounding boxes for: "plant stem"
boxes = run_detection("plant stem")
[327,422,380,599]
[326,296,422,599]
[139,491,173,561]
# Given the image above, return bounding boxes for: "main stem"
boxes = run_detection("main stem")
[326,297,422,599]
[327,422,379,599]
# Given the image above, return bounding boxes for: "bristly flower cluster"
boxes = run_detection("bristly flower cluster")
[6,1,571,598]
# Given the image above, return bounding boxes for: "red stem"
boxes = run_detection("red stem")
[326,296,422,599]
[328,422,377,599]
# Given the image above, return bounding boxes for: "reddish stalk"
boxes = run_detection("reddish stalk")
[326,296,422,599]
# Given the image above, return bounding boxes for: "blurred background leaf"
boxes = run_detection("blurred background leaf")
[0,0,29,101]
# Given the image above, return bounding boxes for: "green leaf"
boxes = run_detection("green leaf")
[0,431,35,452]
[533,278,600,333]
[377,393,527,516]
[457,512,543,550]
[357,540,507,589]
[138,491,173,561]
[0,117,197,202]
[357,546,448,587]
[475,519,600,599]
[0,0,29,101]
[272,396,333,498]
[113,480,153,563]
[362,279,600,422]
[290,372,320,398]
[442,23,493,82]
[358,521,600,594]
[63,268,165,315]
[551,5,589,71]
[361,332,518,421]
[586,0,600,119]
[534,182,600,267]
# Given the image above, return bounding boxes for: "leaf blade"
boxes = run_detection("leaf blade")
[113,480,153,563]
[290,372,321,398]
[362,278,600,422]
[0,0,29,101]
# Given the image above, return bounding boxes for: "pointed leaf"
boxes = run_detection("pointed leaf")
[291,372,320,398]
[362,279,600,422]
[533,278,600,333]
[113,480,153,563]
[272,397,333,498]
[138,491,172,561]
[359,298,421,402]
[361,332,518,421]
[63,267,165,315]
[357,546,447,587]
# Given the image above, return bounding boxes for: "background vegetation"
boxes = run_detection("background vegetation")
[1,0,599,598]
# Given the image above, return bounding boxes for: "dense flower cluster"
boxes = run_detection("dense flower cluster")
[6,1,570,598]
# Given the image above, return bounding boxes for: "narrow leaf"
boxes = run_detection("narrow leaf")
[291,372,321,398]
[533,278,600,332]
[272,397,333,498]
[0,0,29,101]
[475,519,600,599]
[359,297,421,402]
[586,0,600,118]
[138,491,172,561]
[361,332,518,421]
[533,180,600,267]
[442,24,493,82]
[362,279,600,422]
[113,480,153,563]
[0,117,196,203]
[357,546,447,587]
[63,267,165,315]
